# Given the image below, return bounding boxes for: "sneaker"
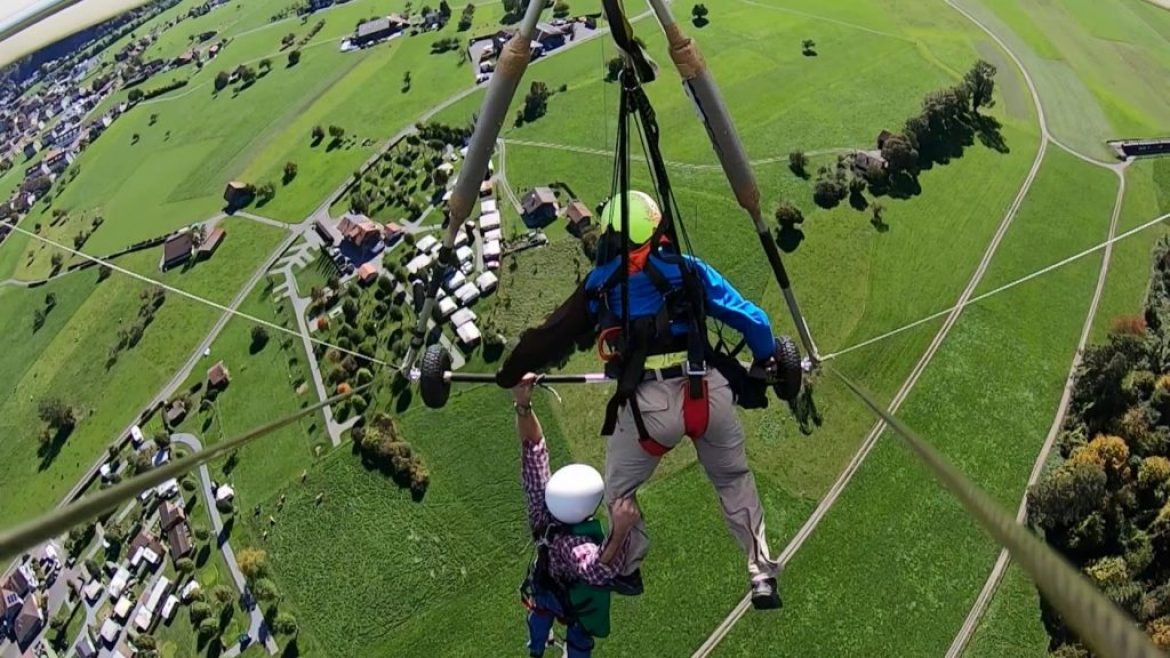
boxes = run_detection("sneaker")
[750,577,781,610]
[610,568,644,596]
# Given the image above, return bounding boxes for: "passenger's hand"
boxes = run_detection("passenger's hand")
[610,497,641,531]
[512,372,537,407]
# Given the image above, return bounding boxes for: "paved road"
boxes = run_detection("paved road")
[173,433,277,656]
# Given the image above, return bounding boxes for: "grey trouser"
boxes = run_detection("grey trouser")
[605,369,779,583]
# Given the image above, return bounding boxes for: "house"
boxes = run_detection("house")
[384,222,404,243]
[22,141,37,159]
[415,234,439,253]
[435,296,458,320]
[174,50,196,66]
[164,399,187,426]
[0,586,20,624]
[443,270,467,293]
[353,15,406,46]
[521,187,559,227]
[156,477,180,499]
[479,211,501,231]
[167,522,194,560]
[454,282,480,306]
[483,228,503,242]
[876,129,893,150]
[565,200,593,236]
[143,576,172,616]
[108,567,131,599]
[535,22,572,49]
[161,595,180,622]
[206,360,231,389]
[223,181,252,208]
[197,227,225,259]
[159,500,186,531]
[13,593,42,648]
[450,307,477,328]
[480,198,498,214]
[99,618,120,646]
[112,595,133,621]
[479,179,494,198]
[456,322,481,347]
[406,253,433,275]
[160,232,195,271]
[215,483,235,502]
[851,150,886,177]
[180,581,201,602]
[82,580,103,603]
[357,262,378,285]
[129,530,165,566]
[475,271,498,294]
[9,566,35,597]
[336,213,382,250]
[455,245,474,264]
[483,240,501,261]
[76,633,98,658]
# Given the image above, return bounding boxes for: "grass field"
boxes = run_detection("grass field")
[961,0,1170,158]
[166,278,330,502]
[0,219,284,530]
[711,149,1118,656]
[963,563,1051,658]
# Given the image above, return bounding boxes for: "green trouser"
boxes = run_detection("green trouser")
[604,369,779,583]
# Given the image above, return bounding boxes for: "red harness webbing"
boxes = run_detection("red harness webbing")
[635,380,710,457]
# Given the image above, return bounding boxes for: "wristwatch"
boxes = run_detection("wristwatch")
[513,401,533,417]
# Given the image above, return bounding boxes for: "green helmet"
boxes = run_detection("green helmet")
[601,191,661,245]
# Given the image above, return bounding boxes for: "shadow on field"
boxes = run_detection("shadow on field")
[775,224,804,253]
[37,424,76,470]
[975,114,1009,153]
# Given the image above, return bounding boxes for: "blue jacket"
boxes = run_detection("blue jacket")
[496,251,775,387]
[584,253,776,361]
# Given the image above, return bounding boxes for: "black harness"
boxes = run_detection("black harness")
[589,44,768,444]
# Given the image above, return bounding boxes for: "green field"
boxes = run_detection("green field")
[959,0,1170,159]
[712,150,1119,656]
[0,219,285,529]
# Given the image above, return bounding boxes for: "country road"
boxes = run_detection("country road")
[173,433,278,657]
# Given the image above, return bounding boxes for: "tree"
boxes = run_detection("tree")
[774,201,804,228]
[439,0,452,16]
[273,611,299,636]
[328,125,345,140]
[33,308,46,331]
[788,150,809,178]
[251,325,270,349]
[257,182,276,203]
[190,601,213,623]
[38,397,76,430]
[963,59,997,112]
[252,577,280,602]
[516,81,552,125]
[870,201,885,227]
[136,634,157,652]
[502,0,522,18]
[212,584,235,606]
[311,125,325,145]
[154,431,171,448]
[259,57,273,73]
[458,2,475,30]
[553,0,571,18]
[128,88,144,102]
[238,547,268,580]
[287,48,301,66]
[812,178,847,209]
[281,160,298,185]
[197,617,218,640]
[880,133,920,177]
[238,65,257,85]
[214,70,230,91]
[149,112,159,125]
[691,3,709,24]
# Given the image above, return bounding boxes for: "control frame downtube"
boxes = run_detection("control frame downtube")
[641,0,820,363]
[401,0,546,372]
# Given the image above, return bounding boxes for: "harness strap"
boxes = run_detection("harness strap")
[682,379,710,440]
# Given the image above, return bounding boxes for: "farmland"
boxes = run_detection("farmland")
[2,0,1170,655]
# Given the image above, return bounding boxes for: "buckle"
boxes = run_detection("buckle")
[685,360,707,377]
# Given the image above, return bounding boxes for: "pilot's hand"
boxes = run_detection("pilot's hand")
[512,372,537,407]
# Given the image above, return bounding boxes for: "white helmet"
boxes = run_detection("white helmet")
[545,464,604,525]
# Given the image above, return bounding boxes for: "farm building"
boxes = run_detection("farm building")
[167,523,194,560]
[164,399,187,425]
[197,227,225,259]
[160,232,195,271]
[521,187,559,228]
[159,501,186,531]
[12,593,41,648]
[566,200,593,236]
[207,361,231,389]
[353,15,407,46]
[223,181,251,208]
[337,213,382,250]
[852,150,886,176]
[357,262,379,285]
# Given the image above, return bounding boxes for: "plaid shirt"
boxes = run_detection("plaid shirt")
[521,438,622,588]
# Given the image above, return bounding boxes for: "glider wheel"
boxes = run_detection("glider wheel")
[772,336,803,402]
[419,345,452,409]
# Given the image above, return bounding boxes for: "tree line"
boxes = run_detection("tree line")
[1028,235,1170,656]
[352,412,431,498]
